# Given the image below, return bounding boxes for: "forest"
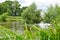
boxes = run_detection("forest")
[0,0,60,40]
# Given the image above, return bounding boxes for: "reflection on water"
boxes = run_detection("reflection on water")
[38,22,51,28]
[0,22,51,34]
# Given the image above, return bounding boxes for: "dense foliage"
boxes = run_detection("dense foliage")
[21,3,41,24]
[0,0,60,40]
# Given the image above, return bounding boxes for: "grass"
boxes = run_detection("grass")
[0,23,60,40]
[0,26,24,40]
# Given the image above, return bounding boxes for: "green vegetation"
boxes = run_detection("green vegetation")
[21,3,41,24]
[0,0,60,40]
[0,26,24,40]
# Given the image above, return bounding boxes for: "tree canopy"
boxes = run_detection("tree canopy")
[21,3,41,24]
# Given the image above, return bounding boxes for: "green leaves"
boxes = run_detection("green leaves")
[0,26,24,40]
[0,12,8,22]
[43,5,60,24]
[21,3,41,24]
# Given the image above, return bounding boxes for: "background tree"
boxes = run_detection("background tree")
[43,5,58,23]
[0,2,7,15]
[43,4,60,29]
[0,0,23,16]
[21,3,41,24]
[5,0,21,16]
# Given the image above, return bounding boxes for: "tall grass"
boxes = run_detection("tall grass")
[0,23,60,40]
[22,24,60,40]
[0,26,24,40]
